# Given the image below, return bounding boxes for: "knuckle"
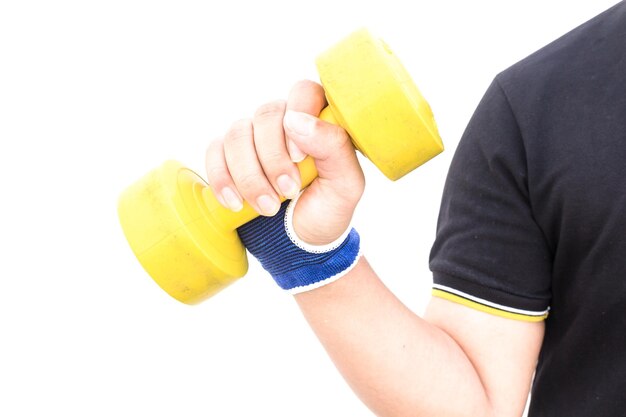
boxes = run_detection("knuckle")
[225,118,252,144]
[206,137,223,156]
[332,126,352,150]
[254,100,286,121]
[315,125,351,161]
[260,149,287,169]
[206,164,228,184]
[289,79,326,107]
[205,139,229,184]
[236,172,265,194]
[292,79,323,93]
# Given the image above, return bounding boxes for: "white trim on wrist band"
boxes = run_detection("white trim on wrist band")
[284,191,354,254]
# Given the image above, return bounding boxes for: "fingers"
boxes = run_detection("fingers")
[206,98,302,217]
[206,118,282,216]
[285,80,327,162]
[252,100,301,200]
[205,137,244,212]
[205,80,339,218]
[224,118,283,216]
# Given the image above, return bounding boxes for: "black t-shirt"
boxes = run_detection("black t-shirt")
[429,2,626,415]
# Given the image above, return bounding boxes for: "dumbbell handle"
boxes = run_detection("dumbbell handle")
[212,106,337,232]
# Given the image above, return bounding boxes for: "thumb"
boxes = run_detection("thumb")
[283,110,364,200]
[283,110,365,245]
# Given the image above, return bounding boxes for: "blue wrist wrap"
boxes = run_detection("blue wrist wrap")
[237,197,361,294]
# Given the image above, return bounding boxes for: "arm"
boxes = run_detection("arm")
[296,258,544,416]
[205,80,544,417]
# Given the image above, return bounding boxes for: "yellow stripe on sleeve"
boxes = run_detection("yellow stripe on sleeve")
[432,289,548,322]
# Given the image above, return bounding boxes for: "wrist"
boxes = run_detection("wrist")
[237,194,362,294]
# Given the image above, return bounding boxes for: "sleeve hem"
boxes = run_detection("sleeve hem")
[432,271,550,322]
[432,287,548,322]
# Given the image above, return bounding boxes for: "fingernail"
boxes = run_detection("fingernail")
[256,194,280,216]
[284,110,314,136]
[277,174,300,199]
[221,187,243,212]
[287,139,307,163]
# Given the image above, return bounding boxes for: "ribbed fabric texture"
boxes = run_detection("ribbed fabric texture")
[237,201,360,292]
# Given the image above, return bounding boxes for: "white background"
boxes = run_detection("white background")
[0,1,619,415]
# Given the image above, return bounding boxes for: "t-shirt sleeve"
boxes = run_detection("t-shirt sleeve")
[429,77,552,322]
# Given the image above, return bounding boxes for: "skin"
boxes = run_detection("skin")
[205,80,545,417]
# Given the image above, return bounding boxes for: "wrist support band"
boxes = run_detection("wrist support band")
[237,195,361,294]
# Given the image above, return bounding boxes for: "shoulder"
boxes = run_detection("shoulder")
[496,1,626,110]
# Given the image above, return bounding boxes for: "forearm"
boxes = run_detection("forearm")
[294,257,493,417]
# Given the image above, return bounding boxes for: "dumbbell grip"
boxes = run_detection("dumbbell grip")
[207,106,338,232]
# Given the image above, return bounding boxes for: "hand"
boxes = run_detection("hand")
[205,80,365,246]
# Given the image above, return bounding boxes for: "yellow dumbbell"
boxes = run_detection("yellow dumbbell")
[118,28,443,304]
